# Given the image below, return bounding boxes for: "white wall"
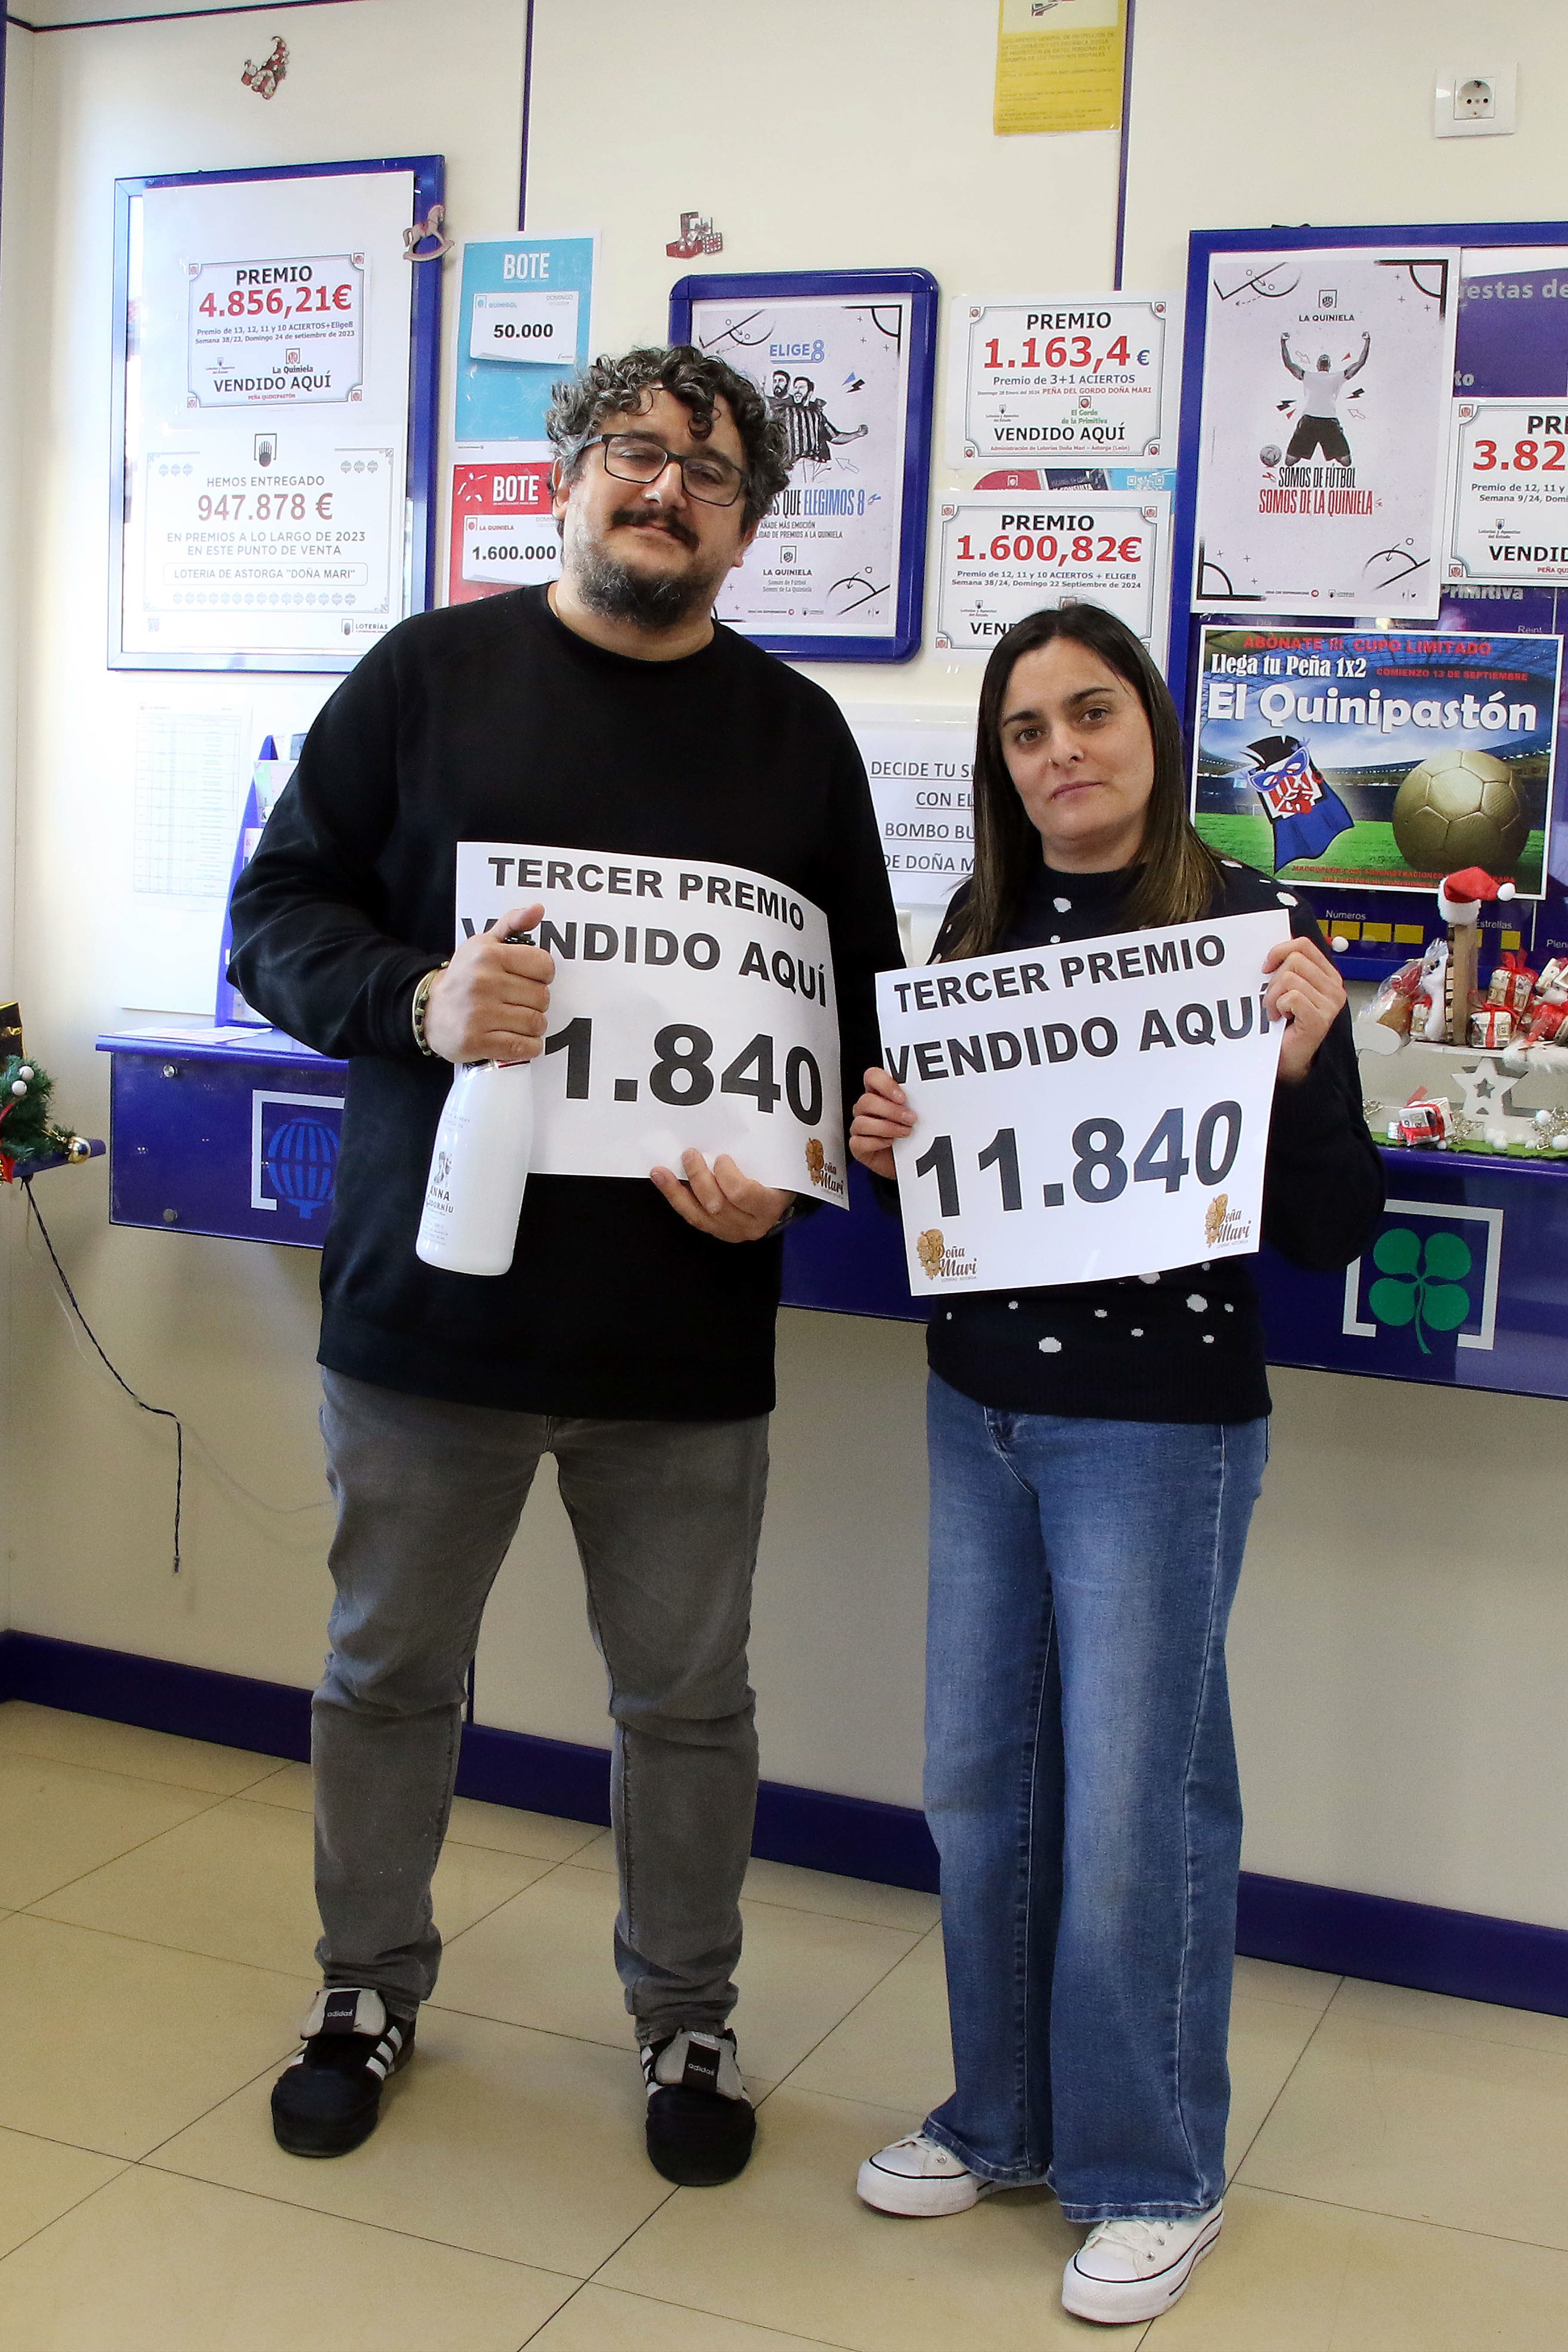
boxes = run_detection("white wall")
[0,24,34,1639]
[5,0,1568,1920]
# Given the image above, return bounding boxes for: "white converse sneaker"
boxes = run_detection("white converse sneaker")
[1062,2202,1222,2324]
[856,2131,997,2217]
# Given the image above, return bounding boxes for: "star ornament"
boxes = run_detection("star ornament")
[1454,1058,1516,1130]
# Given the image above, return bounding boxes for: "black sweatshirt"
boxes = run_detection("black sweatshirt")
[922,857,1385,1423]
[227,586,902,1420]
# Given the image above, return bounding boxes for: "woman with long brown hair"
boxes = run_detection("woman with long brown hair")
[849,604,1381,2325]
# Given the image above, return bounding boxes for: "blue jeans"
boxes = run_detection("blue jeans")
[921,1373,1267,2223]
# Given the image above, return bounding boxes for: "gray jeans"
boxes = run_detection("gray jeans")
[312,1369,769,2037]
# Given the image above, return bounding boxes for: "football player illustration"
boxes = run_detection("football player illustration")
[1279,331,1371,466]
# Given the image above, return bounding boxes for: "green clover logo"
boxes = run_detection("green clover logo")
[1367,1227,1473,1356]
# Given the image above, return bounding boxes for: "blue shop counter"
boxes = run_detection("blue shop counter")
[98,1026,1568,1398]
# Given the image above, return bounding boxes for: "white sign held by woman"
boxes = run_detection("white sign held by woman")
[456,844,848,1205]
[877,910,1288,1293]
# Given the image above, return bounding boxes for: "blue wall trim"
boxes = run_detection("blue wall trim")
[1235,1871,1568,2019]
[4,1630,1566,2015]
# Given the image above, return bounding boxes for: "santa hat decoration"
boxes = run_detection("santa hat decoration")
[1438,866,1516,926]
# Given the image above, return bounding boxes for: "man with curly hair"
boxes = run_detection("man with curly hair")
[228,345,900,2186]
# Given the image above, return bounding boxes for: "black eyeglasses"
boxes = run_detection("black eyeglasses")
[586,432,747,508]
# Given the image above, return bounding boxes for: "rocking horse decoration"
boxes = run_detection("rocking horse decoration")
[241,37,288,100]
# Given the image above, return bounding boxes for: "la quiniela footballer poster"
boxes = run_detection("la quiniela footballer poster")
[1193,246,1459,620]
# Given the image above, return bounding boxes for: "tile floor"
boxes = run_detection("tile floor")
[2,1698,1566,2349]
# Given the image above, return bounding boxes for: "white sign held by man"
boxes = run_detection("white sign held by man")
[456,843,848,1206]
[877,910,1288,1294]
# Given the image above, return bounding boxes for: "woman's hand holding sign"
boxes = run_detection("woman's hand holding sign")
[423,903,555,1064]
[1263,931,1345,1083]
[850,1066,916,1182]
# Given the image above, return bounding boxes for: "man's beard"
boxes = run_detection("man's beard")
[568,509,725,628]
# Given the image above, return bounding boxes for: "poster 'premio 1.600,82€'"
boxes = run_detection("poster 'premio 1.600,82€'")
[935,491,1170,662]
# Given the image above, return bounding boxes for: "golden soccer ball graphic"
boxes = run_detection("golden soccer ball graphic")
[1390,747,1529,875]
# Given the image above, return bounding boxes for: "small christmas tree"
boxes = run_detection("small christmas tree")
[0,1053,90,1180]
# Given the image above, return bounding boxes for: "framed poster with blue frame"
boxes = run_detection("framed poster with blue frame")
[1170,220,1568,985]
[668,267,938,664]
[110,155,444,674]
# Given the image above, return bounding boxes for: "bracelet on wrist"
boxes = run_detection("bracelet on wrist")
[411,964,449,1058]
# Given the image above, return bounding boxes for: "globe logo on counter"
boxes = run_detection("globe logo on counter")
[263,1115,339,1218]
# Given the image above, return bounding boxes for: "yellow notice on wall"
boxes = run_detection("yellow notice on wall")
[994,0,1126,137]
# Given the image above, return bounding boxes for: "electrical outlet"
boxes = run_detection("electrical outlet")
[1434,64,1517,138]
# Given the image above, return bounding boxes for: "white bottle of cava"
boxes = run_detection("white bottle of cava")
[415,1059,534,1277]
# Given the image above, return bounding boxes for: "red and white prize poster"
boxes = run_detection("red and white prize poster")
[934,490,1171,665]
[446,457,559,605]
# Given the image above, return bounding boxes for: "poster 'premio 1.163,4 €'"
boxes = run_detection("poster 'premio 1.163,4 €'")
[948,294,1176,466]
[1191,625,1561,898]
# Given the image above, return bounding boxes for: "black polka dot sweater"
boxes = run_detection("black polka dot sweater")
[921,858,1385,1424]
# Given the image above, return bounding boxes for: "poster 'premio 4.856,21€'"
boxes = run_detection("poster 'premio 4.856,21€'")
[113,157,444,671]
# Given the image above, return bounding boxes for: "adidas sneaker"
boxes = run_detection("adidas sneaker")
[270,1986,415,2158]
[640,2027,756,2186]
